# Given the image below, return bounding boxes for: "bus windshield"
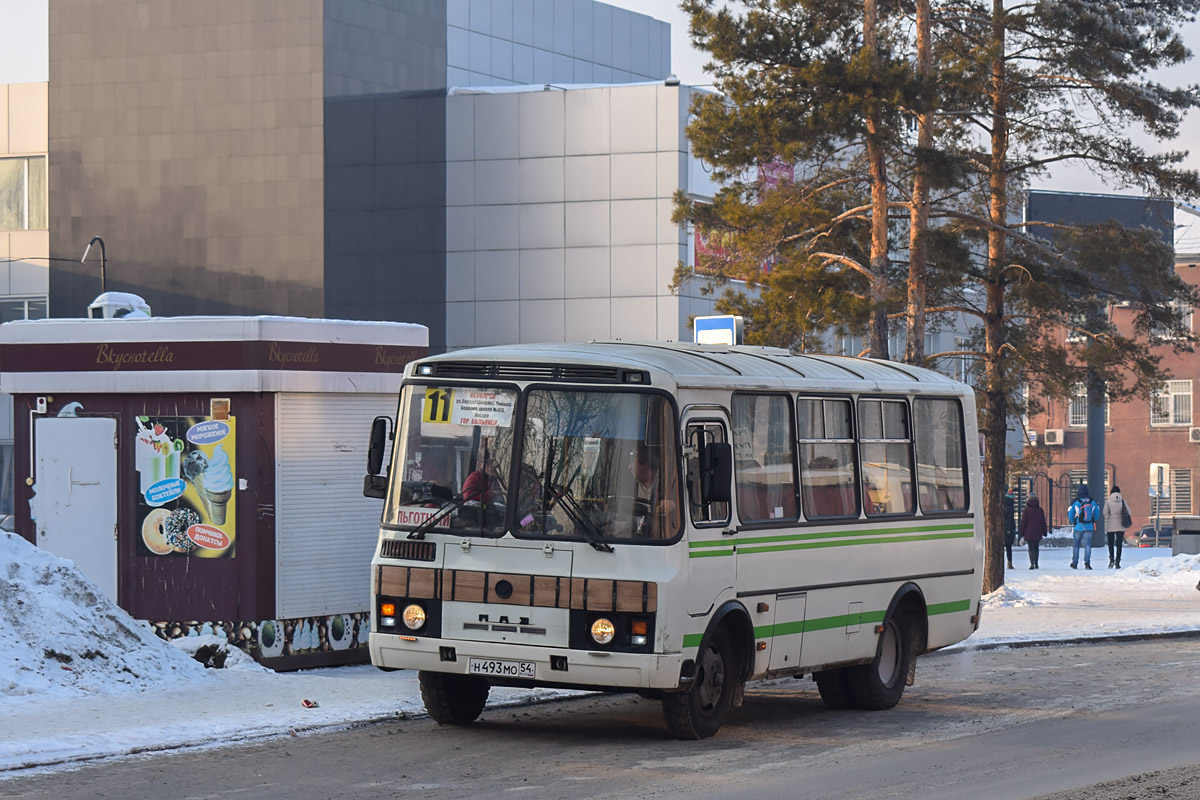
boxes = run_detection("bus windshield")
[514,389,680,543]
[382,385,680,543]
[383,385,519,535]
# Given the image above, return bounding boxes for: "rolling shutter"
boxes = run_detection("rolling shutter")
[275,393,398,617]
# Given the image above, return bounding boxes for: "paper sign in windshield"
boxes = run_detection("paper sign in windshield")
[451,390,515,428]
[392,505,453,528]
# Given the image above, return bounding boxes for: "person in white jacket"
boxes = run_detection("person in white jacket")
[1103,486,1129,569]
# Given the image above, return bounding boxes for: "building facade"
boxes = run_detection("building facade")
[1021,191,1186,534]
[46,0,679,350]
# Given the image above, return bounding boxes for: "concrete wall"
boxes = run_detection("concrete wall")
[446,0,669,87]
[324,0,448,97]
[444,83,704,348]
[324,91,448,349]
[48,0,326,318]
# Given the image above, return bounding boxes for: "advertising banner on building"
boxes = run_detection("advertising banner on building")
[135,413,237,558]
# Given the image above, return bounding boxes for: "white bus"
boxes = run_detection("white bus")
[363,342,984,739]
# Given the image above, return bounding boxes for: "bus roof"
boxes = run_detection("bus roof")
[416,342,967,393]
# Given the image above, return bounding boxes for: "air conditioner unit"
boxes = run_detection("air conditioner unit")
[1189,427,1200,444]
[1044,428,1064,446]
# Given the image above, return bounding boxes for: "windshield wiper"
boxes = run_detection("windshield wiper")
[407,493,467,540]
[546,482,613,553]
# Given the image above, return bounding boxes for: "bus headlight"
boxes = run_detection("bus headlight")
[590,617,616,645]
[402,604,427,630]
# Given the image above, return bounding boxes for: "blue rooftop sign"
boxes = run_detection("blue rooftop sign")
[693,315,744,345]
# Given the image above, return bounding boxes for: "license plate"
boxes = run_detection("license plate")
[468,657,536,678]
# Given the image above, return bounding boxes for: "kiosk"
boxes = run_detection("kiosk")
[0,315,426,669]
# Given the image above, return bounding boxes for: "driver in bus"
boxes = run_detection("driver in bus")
[462,451,501,504]
[630,443,676,536]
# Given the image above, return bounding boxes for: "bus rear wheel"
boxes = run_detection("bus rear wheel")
[662,629,737,739]
[849,615,915,710]
[813,668,856,710]
[419,671,490,724]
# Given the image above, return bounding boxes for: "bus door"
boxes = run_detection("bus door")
[682,412,735,616]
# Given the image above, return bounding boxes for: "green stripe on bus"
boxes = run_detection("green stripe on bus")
[685,599,972,647]
[689,529,973,558]
[687,522,973,551]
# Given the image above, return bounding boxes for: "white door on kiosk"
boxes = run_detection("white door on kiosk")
[34,417,118,601]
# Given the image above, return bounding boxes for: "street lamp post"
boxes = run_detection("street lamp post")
[81,236,106,293]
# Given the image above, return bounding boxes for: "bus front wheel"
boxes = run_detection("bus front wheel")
[419,671,490,724]
[662,629,737,739]
[849,615,915,710]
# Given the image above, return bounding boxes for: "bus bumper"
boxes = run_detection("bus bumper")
[370,632,688,690]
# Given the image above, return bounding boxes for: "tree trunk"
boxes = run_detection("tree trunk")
[865,0,890,360]
[982,0,1009,595]
[904,0,931,366]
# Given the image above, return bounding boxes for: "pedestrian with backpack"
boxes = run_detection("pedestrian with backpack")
[1103,485,1131,569]
[1067,484,1101,569]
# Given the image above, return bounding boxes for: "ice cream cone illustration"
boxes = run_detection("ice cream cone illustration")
[192,472,214,519]
[200,444,235,524]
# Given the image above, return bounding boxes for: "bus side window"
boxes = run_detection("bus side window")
[686,422,730,525]
[797,397,860,519]
[732,393,798,524]
[858,398,916,516]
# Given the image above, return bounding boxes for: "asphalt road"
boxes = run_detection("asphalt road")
[5,637,1200,800]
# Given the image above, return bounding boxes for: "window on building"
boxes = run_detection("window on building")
[1068,469,1109,498]
[1149,300,1194,341]
[0,297,48,323]
[1151,469,1192,515]
[1069,383,1109,428]
[1150,380,1192,426]
[0,156,47,231]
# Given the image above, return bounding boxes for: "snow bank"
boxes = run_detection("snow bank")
[0,532,212,702]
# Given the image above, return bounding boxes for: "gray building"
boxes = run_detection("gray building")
[47,0,676,349]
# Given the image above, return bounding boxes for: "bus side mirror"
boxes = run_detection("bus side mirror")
[364,416,391,499]
[702,442,732,504]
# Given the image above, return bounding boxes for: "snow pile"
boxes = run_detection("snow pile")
[170,636,271,672]
[981,583,1046,610]
[0,532,212,702]
[1133,553,1200,578]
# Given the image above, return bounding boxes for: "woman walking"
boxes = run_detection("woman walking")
[1019,494,1047,569]
[1103,485,1129,569]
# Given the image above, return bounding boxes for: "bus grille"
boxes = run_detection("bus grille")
[379,539,436,562]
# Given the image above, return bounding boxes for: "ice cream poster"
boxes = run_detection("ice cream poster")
[135,416,237,558]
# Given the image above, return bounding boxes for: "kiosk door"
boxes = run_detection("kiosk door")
[34,417,118,601]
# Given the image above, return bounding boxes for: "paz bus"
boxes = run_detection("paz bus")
[363,342,984,739]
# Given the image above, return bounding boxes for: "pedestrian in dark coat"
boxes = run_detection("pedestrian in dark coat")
[1020,495,1047,569]
[1003,491,1017,569]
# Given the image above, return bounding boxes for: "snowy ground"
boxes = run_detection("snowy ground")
[1,530,1197,776]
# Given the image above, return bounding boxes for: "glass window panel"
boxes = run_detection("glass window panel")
[0,159,23,231]
[825,399,852,439]
[796,399,823,440]
[799,442,858,518]
[883,401,909,439]
[913,398,968,513]
[686,422,730,525]
[860,442,915,515]
[858,399,882,439]
[26,298,47,319]
[733,394,797,523]
[27,157,46,230]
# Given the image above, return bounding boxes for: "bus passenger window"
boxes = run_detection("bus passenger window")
[858,399,915,516]
[732,394,798,523]
[685,422,731,525]
[797,398,859,519]
[913,398,969,513]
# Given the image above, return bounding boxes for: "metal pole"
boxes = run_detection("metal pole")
[1155,467,1164,547]
[1086,365,1106,550]
[81,236,107,294]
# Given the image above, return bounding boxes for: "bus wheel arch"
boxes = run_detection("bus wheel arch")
[848,584,925,710]
[662,601,752,739]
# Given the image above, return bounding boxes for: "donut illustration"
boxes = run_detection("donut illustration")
[141,508,173,555]
[164,508,201,552]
